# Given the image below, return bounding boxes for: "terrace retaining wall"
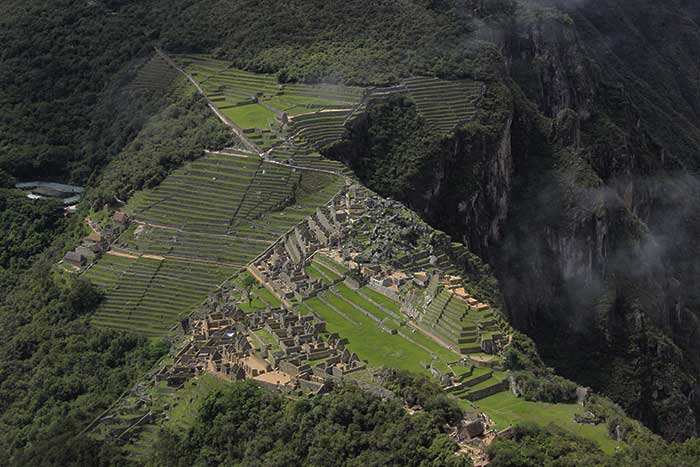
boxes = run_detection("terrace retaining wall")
[367,282,401,303]
[466,380,509,401]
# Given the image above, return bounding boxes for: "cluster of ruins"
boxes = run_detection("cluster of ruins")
[248,183,366,305]
[141,180,507,429]
[155,287,366,394]
[247,182,504,356]
[63,211,130,268]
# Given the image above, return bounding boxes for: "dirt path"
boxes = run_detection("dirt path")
[130,219,271,244]
[106,250,140,259]
[107,247,243,268]
[154,47,261,154]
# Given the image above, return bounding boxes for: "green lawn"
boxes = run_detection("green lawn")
[222,103,277,129]
[472,391,620,454]
[262,98,315,116]
[328,286,458,368]
[254,285,282,308]
[238,295,268,313]
[360,287,401,314]
[273,94,351,108]
[306,263,332,285]
[334,284,394,321]
[311,260,343,281]
[305,296,438,374]
[315,254,349,274]
[400,325,460,362]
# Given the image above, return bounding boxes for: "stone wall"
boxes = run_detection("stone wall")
[465,380,509,401]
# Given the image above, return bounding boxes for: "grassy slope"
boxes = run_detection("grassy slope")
[222,104,277,128]
[164,375,230,432]
[304,292,457,373]
[473,391,619,454]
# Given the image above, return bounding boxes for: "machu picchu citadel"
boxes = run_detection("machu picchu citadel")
[76,51,518,462]
[5,2,700,465]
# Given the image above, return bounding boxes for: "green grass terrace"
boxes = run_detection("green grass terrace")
[300,282,458,374]
[268,142,352,175]
[289,110,353,150]
[402,77,482,133]
[85,254,236,336]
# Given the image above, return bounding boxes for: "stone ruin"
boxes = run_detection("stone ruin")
[154,296,366,396]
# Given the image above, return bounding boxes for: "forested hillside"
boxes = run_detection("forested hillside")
[2,0,700,465]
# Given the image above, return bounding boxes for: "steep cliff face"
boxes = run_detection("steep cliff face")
[333,0,700,440]
[465,1,700,440]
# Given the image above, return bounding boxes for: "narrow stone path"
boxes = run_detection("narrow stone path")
[154,47,261,153]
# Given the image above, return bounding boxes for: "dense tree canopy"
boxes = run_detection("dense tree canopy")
[0,256,168,465]
[151,381,470,467]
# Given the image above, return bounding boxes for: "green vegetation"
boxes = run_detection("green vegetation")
[303,286,456,374]
[330,95,442,198]
[335,285,396,323]
[162,375,230,433]
[85,143,343,335]
[85,255,236,335]
[269,142,352,174]
[222,103,277,128]
[151,381,470,467]
[476,391,618,454]
[419,287,501,355]
[0,191,64,289]
[4,0,472,182]
[291,109,354,150]
[361,287,401,314]
[252,283,282,308]
[253,328,279,349]
[306,295,428,372]
[238,295,268,314]
[403,77,481,133]
[4,0,700,464]
[176,54,365,152]
[487,423,611,467]
[308,256,343,282]
[379,368,464,425]
[0,1,162,182]
[88,80,233,208]
[125,151,340,244]
[0,256,168,465]
[487,422,700,467]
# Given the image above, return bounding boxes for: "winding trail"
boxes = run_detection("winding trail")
[154,47,261,153]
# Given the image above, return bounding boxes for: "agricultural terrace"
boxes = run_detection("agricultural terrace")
[402,77,482,133]
[173,54,364,151]
[295,254,459,374]
[96,374,230,462]
[297,276,508,402]
[129,54,179,92]
[301,293,454,374]
[268,142,352,175]
[288,109,355,150]
[419,287,502,355]
[84,254,235,335]
[123,150,343,263]
[86,148,344,336]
